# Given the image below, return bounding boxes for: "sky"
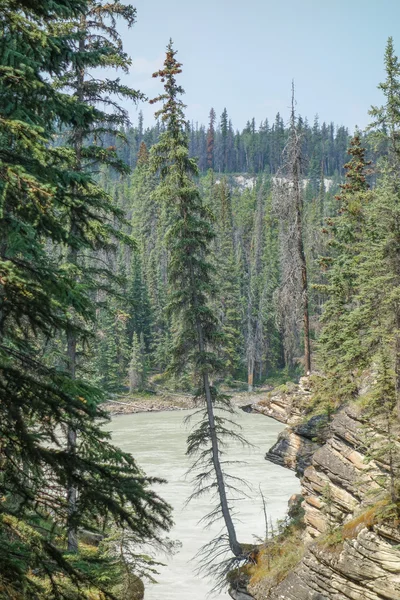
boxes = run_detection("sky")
[116,0,400,133]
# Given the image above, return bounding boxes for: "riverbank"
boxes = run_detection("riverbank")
[104,387,273,416]
[104,393,194,415]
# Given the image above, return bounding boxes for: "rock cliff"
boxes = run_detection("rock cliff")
[231,378,400,600]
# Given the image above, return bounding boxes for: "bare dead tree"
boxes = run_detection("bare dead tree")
[274,82,311,373]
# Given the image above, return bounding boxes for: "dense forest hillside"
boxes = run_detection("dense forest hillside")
[112,109,388,179]
[115,111,352,177]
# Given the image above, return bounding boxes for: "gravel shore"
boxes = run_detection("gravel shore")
[104,388,273,416]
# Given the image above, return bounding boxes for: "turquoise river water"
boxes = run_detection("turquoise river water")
[109,408,300,599]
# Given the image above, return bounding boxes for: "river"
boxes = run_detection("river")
[109,408,300,599]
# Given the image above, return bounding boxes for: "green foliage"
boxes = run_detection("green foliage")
[129,332,147,392]
[150,41,245,558]
[0,1,171,597]
[126,252,153,349]
[93,302,131,392]
[313,133,371,413]
[312,38,400,515]
[149,42,224,382]
[361,350,400,506]
[210,178,243,377]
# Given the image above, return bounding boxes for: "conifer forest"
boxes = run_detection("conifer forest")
[3,1,400,599]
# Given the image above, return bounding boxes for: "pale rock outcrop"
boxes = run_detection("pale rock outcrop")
[251,378,312,425]
[252,527,400,600]
[237,378,400,600]
[266,414,325,475]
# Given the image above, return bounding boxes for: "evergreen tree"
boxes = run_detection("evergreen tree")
[150,41,244,558]
[213,179,243,379]
[53,0,143,551]
[363,348,399,507]
[137,139,149,165]
[246,182,267,389]
[129,332,147,392]
[126,251,152,349]
[110,106,352,178]
[219,107,229,172]
[314,133,371,412]
[270,112,285,172]
[260,187,283,373]
[367,37,400,418]
[92,299,131,392]
[369,36,400,163]
[207,108,216,170]
[128,140,170,371]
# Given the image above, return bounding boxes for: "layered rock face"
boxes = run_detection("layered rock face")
[255,378,322,476]
[242,379,400,600]
[252,380,308,425]
[265,415,323,476]
[253,525,400,600]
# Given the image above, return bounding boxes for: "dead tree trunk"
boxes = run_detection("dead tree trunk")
[275,82,311,373]
[292,119,311,374]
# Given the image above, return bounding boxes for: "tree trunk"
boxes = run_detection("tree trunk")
[66,16,85,553]
[247,357,254,392]
[396,308,400,421]
[300,247,311,375]
[293,135,311,374]
[66,249,78,553]
[203,370,242,557]
[191,262,242,556]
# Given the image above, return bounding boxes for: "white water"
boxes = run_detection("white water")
[109,408,300,599]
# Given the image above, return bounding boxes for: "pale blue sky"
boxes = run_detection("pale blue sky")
[117,0,400,132]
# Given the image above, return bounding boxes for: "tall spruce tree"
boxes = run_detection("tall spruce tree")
[150,41,244,558]
[53,0,143,551]
[213,178,243,379]
[207,107,216,170]
[368,37,400,418]
[129,331,147,392]
[314,133,371,413]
